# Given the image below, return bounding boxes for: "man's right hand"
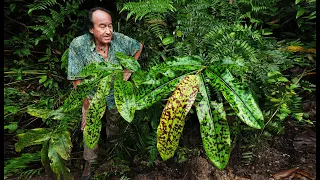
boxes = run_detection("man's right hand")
[72,79,82,90]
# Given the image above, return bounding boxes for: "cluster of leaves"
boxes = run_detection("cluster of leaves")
[4,0,316,179]
[4,0,88,179]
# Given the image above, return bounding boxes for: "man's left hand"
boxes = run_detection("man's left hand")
[124,69,132,81]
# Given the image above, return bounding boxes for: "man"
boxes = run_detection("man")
[67,7,143,180]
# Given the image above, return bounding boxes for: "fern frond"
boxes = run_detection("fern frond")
[121,0,176,21]
[28,0,58,14]
[5,152,41,178]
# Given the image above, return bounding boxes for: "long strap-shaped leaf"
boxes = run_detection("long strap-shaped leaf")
[114,73,136,122]
[205,69,264,129]
[196,74,230,170]
[136,76,185,110]
[61,76,102,112]
[157,75,199,160]
[116,52,141,72]
[84,75,112,149]
[135,57,205,110]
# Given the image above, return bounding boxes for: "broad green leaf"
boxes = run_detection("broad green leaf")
[52,131,72,160]
[10,4,16,12]
[4,105,19,115]
[295,0,302,4]
[114,73,136,122]
[48,139,73,180]
[39,75,47,83]
[206,69,264,129]
[15,128,52,152]
[196,74,230,170]
[277,76,289,82]
[162,36,174,45]
[157,75,199,160]
[296,8,306,19]
[176,30,182,37]
[4,122,18,133]
[84,76,112,149]
[116,52,140,72]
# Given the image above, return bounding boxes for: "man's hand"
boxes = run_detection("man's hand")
[123,68,132,81]
[72,79,82,90]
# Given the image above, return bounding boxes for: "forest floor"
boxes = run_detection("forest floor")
[7,101,316,180]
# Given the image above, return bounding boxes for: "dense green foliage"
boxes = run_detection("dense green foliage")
[4,0,316,179]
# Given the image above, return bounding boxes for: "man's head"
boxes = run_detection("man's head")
[88,7,113,45]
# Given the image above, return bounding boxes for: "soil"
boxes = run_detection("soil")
[7,102,316,180]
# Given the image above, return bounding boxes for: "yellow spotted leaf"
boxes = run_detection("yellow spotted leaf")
[157,75,199,160]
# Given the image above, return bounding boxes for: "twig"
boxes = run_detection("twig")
[4,49,46,54]
[4,14,29,33]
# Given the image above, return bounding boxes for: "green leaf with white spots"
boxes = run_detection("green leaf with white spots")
[48,139,73,180]
[205,69,264,129]
[157,75,199,160]
[114,73,136,122]
[116,52,140,72]
[196,74,230,170]
[15,128,52,152]
[84,75,112,149]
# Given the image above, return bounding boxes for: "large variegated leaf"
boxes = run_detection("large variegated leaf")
[15,128,52,152]
[61,76,102,112]
[196,74,230,169]
[62,63,122,112]
[136,76,184,110]
[77,62,122,78]
[27,107,55,119]
[48,139,73,180]
[205,69,264,129]
[135,56,204,110]
[84,75,112,149]
[114,73,136,122]
[116,52,140,72]
[157,75,199,160]
[51,131,72,160]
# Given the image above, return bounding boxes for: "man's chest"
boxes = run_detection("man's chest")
[83,45,127,66]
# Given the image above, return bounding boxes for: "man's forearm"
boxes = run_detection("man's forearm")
[133,43,143,60]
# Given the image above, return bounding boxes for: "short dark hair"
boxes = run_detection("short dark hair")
[87,7,112,29]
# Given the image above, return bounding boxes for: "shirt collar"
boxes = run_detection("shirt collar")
[89,36,96,52]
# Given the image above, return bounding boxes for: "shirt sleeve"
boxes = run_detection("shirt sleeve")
[116,32,141,56]
[67,40,85,80]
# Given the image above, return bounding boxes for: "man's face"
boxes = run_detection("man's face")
[89,10,113,45]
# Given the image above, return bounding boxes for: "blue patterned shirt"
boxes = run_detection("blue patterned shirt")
[67,32,141,109]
